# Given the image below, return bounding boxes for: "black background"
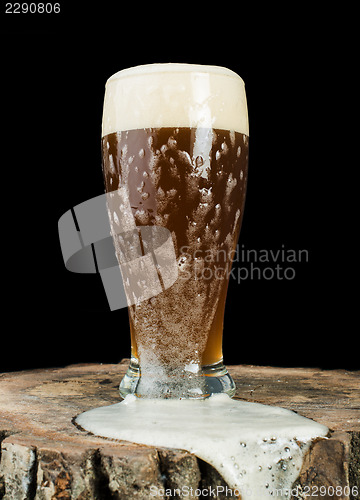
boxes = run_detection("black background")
[1,3,356,372]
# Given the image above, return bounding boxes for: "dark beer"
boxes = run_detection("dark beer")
[102,127,248,368]
[101,63,249,396]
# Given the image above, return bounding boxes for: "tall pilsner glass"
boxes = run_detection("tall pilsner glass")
[101,63,249,398]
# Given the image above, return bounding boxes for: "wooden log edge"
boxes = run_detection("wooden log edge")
[0,361,359,499]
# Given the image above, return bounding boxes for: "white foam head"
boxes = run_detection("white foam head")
[102,63,249,137]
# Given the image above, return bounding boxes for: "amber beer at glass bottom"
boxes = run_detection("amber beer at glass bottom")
[101,64,249,398]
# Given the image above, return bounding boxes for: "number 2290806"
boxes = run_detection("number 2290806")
[5,3,60,14]
[302,485,358,497]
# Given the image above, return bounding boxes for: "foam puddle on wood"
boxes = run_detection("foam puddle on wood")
[76,394,328,499]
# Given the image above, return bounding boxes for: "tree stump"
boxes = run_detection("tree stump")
[0,361,359,499]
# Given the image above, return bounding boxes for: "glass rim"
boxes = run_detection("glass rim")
[106,63,245,85]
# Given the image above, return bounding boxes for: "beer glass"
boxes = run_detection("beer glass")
[101,63,249,398]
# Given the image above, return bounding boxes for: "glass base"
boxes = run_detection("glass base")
[119,357,236,399]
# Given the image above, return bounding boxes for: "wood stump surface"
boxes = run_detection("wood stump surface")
[0,360,359,499]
